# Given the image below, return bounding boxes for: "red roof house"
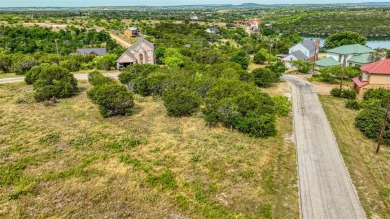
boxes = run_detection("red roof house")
[353,59,390,97]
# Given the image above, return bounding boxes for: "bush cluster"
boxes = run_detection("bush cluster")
[363,88,390,107]
[345,100,360,110]
[252,61,286,88]
[355,106,390,145]
[118,62,284,138]
[330,88,357,99]
[162,88,201,117]
[203,79,277,138]
[31,65,79,102]
[88,70,115,86]
[87,71,135,117]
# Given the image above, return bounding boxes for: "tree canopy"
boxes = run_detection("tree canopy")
[324,31,367,49]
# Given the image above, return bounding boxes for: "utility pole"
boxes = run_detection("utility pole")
[376,100,390,154]
[340,53,348,90]
[55,39,61,65]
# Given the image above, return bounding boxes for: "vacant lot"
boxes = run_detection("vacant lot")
[320,95,390,219]
[0,81,298,218]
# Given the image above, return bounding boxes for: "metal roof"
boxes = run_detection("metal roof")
[352,77,369,87]
[76,48,107,56]
[348,53,372,64]
[327,44,374,55]
[315,57,342,67]
[361,58,390,74]
[290,50,309,61]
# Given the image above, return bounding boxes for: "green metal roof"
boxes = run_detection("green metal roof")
[326,44,375,55]
[348,53,372,64]
[315,57,342,67]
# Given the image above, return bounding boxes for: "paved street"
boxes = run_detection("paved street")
[0,72,119,84]
[283,75,365,219]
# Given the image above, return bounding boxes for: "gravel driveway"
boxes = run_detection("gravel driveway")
[283,75,365,219]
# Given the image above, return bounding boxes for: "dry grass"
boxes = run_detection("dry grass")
[0,81,298,218]
[248,63,267,72]
[0,73,19,79]
[319,95,390,219]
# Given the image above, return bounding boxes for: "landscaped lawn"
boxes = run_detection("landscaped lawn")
[319,95,390,219]
[0,81,298,218]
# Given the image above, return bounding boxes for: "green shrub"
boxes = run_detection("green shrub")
[203,79,276,138]
[33,65,78,102]
[94,54,118,70]
[340,89,357,100]
[230,50,249,69]
[118,71,137,85]
[133,77,151,96]
[87,83,135,117]
[162,87,201,117]
[346,100,360,110]
[360,99,383,109]
[60,59,81,72]
[11,56,38,75]
[252,68,278,88]
[330,88,342,97]
[25,65,43,85]
[363,88,390,106]
[331,88,356,99]
[88,70,114,86]
[273,95,291,116]
[291,60,311,73]
[355,106,390,145]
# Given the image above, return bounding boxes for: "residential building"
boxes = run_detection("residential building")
[353,59,390,97]
[124,27,139,38]
[233,20,243,27]
[282,51,309,68]
[289,39,320,62]
[75,48,107,56]
[315,57,342,68]
[325,44,375,67]
[206,27,220,34]
[116,38,155,70]
[190,15,199,21]
[282,39,320,68]
[244,18,262,28]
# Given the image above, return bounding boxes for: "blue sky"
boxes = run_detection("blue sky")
[1,0,390,7]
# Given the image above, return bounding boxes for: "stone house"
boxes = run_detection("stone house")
[116,38,155,70]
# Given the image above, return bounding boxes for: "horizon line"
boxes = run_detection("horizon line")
[1,2,390,8]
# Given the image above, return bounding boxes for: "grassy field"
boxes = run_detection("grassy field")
[319,95,390,219]
[0,81,298,218]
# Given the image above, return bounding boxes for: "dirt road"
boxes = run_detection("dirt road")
[108,32,131,48]
[0,72,119,84]
[283,75,365,219]
[23,23,131,48]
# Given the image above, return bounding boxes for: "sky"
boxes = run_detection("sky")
[1,0,390,7]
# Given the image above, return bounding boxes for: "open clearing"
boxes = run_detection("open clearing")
[320,95,390,219]
[0,81,298,218]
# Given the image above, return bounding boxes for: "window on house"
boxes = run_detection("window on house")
[361,72,369,81]
[147,51,153,56]
[139,54,144,64]
[388,76,390,84]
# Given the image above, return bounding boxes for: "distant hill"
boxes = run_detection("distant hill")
[1,2,390,11]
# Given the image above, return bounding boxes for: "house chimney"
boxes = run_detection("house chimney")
[314,39,320,61]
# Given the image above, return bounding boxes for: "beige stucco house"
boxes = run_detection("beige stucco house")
[353,59,390,98]
[116,38,155,70]
[124,27,139,38]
